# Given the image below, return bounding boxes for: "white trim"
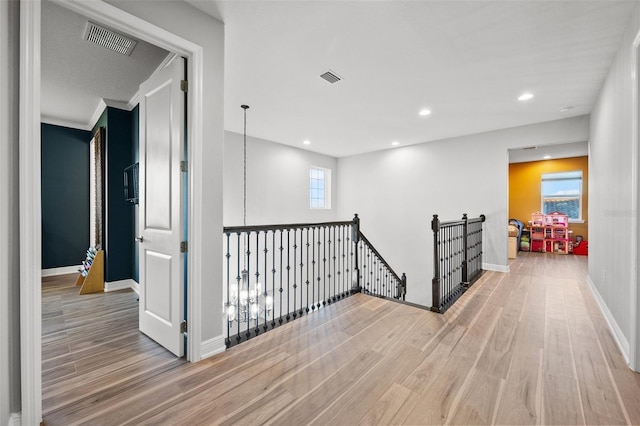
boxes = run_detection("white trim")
[7,412,21,426]
[187,43,204,362]
[200,335,226,360]
[19,0,42,424]
[483,263,509,273]
[40,115,91,131]
[104,279,137,292]
[88,99,107,130]
[21,1,207,422]
[103,98,132,111]
[130,280,140,295]
[586,274,630,365]
[629,27,640,372]
[41,265,80,277]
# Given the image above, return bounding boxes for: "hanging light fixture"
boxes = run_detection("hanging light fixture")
[224,105,273,324]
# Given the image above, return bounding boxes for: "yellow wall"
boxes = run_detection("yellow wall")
[509,156,588,242]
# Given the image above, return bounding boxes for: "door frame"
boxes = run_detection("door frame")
[20,1,205,423]
[631,26,640,372]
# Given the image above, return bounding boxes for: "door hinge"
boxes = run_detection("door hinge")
[180,161,188,172]
[180,320,187,333]
[180,241,188,253]
[180,80,188,92]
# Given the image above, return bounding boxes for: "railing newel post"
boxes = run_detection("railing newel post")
[431,214,441,313]
[352,213,361,293]
[462,213,469,288]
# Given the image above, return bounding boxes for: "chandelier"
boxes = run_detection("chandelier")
[225,270,273,323]
[224,104,273,324]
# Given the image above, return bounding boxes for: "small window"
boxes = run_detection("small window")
[541,171,582,221]
[310,167,331,209]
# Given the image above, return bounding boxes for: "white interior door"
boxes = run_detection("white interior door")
[138,56,185,357]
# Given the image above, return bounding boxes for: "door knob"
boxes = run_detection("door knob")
[135,236,144,242]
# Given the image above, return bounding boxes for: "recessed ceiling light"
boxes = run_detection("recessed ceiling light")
[391,141,400,146]
[543,155,551,160]
[560,106,574,113]
[419,109,431,116]
[518,92,534,101]
[303,140,311,145]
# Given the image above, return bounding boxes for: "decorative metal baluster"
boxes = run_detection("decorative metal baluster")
[286,229,291,321]
[359,241,363,292]
[235,232,242,343]
[317,228,322,308]
[347,227,352,295]
[279,230,284,325]
[271,230,276,329]
[292,228,297,319]
[446,226,451,309]
[328,226,333,304]
[306,228,310,313]
[312,227,317,311]
[299,229,304,317]
[322,226,327,306]
[248,232,253,340]
[332,226,337,302]
[375,257,380,296]
[263,230,269,332]
[225,232,231,347]
[254,231,260,335]
[368,245,372,294]
[339,225,346,298]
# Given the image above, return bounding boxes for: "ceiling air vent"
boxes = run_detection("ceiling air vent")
[320,70,342,84]
[84,22,137,56]
[523,146,538,150]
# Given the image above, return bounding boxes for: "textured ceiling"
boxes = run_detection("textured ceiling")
[189,0,635,157]
[41,0,169,129]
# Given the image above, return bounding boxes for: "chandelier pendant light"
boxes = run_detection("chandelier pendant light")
[225,105,273,324]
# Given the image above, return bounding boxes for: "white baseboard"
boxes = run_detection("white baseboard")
[41,265,80,277]
[483,263,509,273]
[130,280,140,295]
[104,279,138,293]
[586,274,630,365]
[201,335,226,360]
[8,412,21,426]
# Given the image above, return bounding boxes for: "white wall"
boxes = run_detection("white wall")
[589,3,640,370]
[106,0,225,343]
[0,0,21,422]
[224,131,338,226]
[338,116,589,306]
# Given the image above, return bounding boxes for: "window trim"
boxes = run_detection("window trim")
[309,166,331,210]
[541,170,583,222]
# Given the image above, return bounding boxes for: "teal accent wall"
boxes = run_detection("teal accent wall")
[105,107,136,282]
[41,123,91,268]
[41,106,139,279]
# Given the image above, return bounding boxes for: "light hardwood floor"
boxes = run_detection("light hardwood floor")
[42,253,640,425]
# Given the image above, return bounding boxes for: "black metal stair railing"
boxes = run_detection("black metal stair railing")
[223,214,406,348]
[431,213,485,313]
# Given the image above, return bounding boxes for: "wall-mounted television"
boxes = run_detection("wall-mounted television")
[123,163,139,204]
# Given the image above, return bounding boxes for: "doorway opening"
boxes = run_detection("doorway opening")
[507,141,589,260]
[21,1,207,423]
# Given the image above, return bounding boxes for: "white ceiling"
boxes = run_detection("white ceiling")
[41,0,169,129]
[189,0,635,157]
[42,0,636,158]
